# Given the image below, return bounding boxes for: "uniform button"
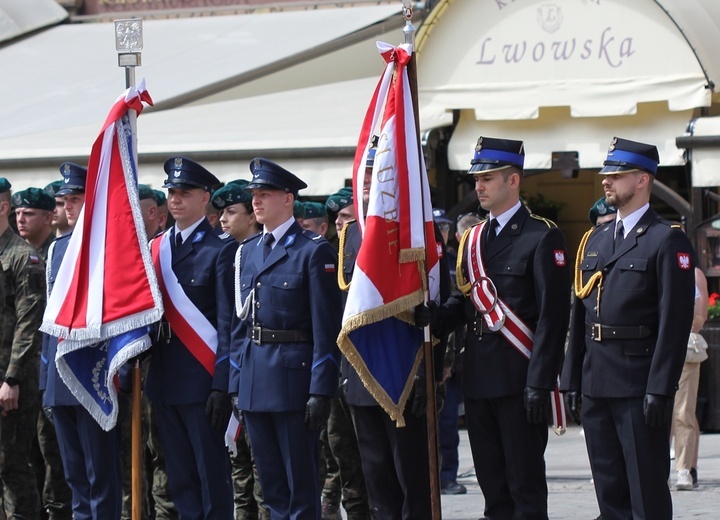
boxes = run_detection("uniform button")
[256,282,261,288]
[191,278,195,283]
[283,281,288,287]
[256,302,261,308]
[302,362,307,367]
[629,264,634,268]
[506,267,511,271]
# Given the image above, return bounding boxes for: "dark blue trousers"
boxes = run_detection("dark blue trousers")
[439,377,462,485]
[53,405,122,520]
[154,402,233,519]
[244,410,320,520]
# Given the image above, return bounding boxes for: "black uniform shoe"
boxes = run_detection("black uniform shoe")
[440,481,467,495]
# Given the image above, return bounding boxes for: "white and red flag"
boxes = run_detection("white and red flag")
[40,83,162,431]
[338,42,440,425]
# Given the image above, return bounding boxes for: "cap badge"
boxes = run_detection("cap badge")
[174,157,183,169]
[254,158,262,170]
[173,171,181,178]
[63,177,69,183]
[475,137,483,152]
[63,164,71,174]
[608,137,618,152]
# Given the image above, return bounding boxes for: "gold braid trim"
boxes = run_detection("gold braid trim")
[337,220,355,292]
[574,227,603,299]
[529,213,557,228]
[400,247,425,263]
[456,225,476,296]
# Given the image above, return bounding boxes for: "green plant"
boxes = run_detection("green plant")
[523,193,566,218]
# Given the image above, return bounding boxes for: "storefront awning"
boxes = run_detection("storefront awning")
[0,0,67,44]
[0,4,402,140]
[417,0,712,121]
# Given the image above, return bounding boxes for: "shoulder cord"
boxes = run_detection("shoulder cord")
[574,227,603,316]
[234,242,254,321]
[337,221,353,292]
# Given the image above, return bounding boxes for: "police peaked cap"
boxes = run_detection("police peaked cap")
[588,197,618,226]
[211,180,253,210]
[12,187,55,211]
[326,186,353,212]
[366,135,379,168]
[303,201,327,220]
[246,157,307,195]
[432,208,453,224]
[162,156,220,192]
[599,137,659,175]
[468,137,525,173]
[56,162,87,196]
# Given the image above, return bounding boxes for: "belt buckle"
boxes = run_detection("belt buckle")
[591,323,602,341]
[252,326,263,345]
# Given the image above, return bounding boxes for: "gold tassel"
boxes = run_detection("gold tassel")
[574,227,603,299]
[455,225,476,296]
[337,220,355,292]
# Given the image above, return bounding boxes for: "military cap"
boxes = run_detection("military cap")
[468,137,525,173]
[366,135,380,169]
[211,180,253,210]
[153,189,167,206]
[588,197,618,226]
[162,156,220,192]
[293,200,305,219]
[326,187,353,213]
[599,137,659,175]
[138,184,157,201]
[56,162,87,196]
[432,208,453,224]
[246,157,307,195]
[0,178,11,194]
[45,180,63,197]
[12,187,55,211]
[303,201,327,220]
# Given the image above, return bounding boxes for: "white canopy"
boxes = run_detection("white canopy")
[0,0,67,43]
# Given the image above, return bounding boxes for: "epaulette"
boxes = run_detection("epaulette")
[529,213,557,228]
[240,231,261,246]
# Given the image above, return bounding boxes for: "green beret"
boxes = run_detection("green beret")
[138,184,157,201]
[588,197,617,225]
[12,187,55,211]
[325,187,353,213]
[153,189,167,206]
[0,178,12,194]
[45,180,63,197]
[211,181,253,210]
[303,201,327,220]
[293,200,305,219]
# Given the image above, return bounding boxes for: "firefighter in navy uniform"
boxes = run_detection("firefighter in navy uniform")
[146,156,233,519]
[230,158,342,520]
[428,137,571,520]
[560,138,696,520]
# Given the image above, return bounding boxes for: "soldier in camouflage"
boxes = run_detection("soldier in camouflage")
[0,178,46,518]
[14,187,73,520]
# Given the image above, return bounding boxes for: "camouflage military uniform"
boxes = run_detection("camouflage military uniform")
[0,227,45,518]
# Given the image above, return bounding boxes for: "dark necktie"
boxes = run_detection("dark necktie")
[263,233,275,261]
[614,220,624,253]
[175,231,183,250]
[485,218,499,250]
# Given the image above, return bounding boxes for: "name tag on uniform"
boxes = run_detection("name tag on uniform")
[587,251,598,257]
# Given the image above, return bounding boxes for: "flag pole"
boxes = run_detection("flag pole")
[114,19,144,520]
[402,4,442,519]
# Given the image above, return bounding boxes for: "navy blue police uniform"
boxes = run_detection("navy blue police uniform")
[39,163,123,520]
[230,158,342,519]
[145,157,233,519]
[432,138,571,520]
[560,138,696,520]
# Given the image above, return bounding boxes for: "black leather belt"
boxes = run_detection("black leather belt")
[248,326,312,345]
[585,323,652,341]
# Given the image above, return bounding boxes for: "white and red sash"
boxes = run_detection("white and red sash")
[465,221,566,433]
[151,231,218,375]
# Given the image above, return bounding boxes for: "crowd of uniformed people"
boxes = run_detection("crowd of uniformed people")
[0,133,699,520]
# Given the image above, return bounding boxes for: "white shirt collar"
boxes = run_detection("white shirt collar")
[489,200,522,235]
[263,216,296,249]
[616,203,649,239]
[174,216,205,243]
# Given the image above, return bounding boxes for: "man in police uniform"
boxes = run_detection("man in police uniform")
[40,162,124,519]
[230,157,342,519]
[560,137,695,520]
[146,156,233,519]
[213,180,269,520]
[429,137,570,520]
